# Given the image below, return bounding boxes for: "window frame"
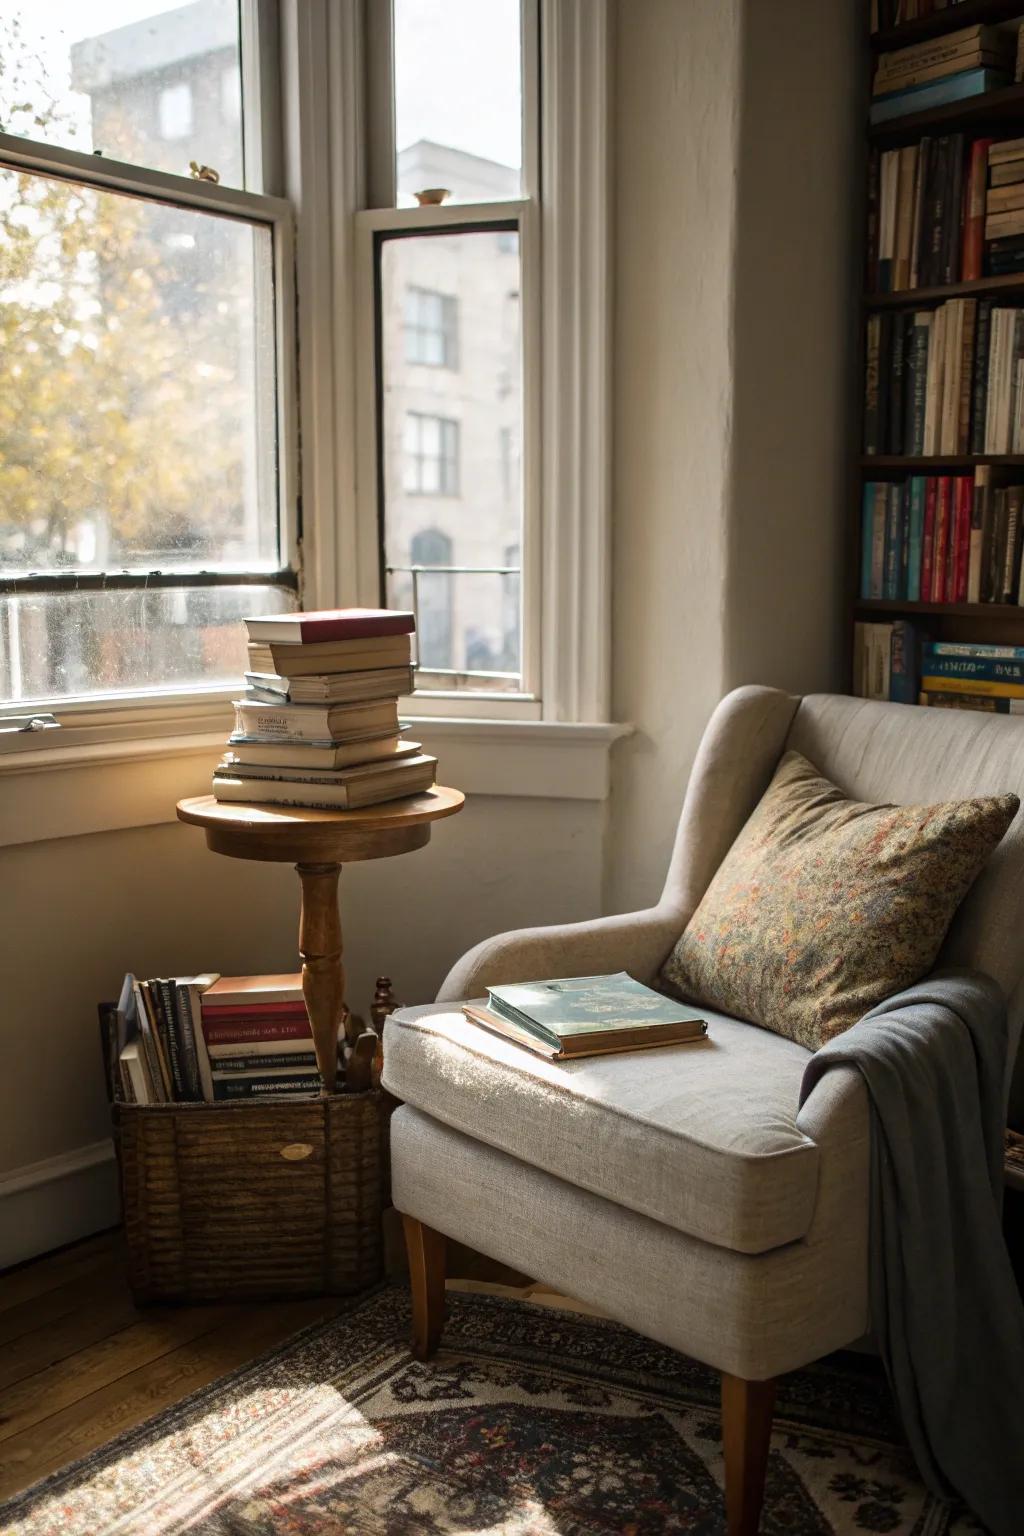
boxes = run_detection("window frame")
[0,1,298,746]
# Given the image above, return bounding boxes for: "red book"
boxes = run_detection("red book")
[921,477,938,602]
[961,138,993,284]
[202,974,303,1008]
[931,477,952,603]
[953,477,973,603]
[199,1001,309,1020]
[244,609,415,645]
[202,1016,313,1046]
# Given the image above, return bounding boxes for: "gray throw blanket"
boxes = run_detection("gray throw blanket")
[800,972,1024,1536]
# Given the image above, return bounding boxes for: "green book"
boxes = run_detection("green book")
[469,972,707,1060]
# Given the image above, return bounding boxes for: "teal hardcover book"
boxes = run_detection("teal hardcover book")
[480,972,707,1058]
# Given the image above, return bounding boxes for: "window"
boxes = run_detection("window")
[404,286,457,367]
[0,3,295,712]
[409,528,453,671]
[358,0,536,704]
[402,413,460,496]
[158,82,192,141]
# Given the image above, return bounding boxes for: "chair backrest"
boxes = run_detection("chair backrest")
[662,686,1024,1108]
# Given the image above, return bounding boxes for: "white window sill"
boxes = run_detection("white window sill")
[0,710,632,849]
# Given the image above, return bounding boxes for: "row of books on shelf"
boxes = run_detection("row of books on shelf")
[867,21,1024,125]
[215,608,437,811]
[872,2,1005,28]
[855,629,1024,711]
[861,473,1024,605]
[864,299,1024,455]
[100,972,347,1105]
[868,134,1024,294]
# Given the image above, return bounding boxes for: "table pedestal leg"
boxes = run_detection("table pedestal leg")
[297,862,344,1094]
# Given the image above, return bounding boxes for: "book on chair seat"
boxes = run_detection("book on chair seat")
[462,972,707,1060]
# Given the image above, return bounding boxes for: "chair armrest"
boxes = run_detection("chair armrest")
[435,905,684,1003]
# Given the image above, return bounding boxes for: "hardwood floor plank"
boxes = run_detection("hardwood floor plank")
[0,1266,127,1350]
[0,1233,120,1316]
[0,1298,343,1502]
[0,1292,143,1393]
[0,1306,238,1445]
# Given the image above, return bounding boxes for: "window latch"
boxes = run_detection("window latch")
[0,713,61,736]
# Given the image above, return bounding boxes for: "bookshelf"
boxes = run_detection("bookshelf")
[857,2,1024,676]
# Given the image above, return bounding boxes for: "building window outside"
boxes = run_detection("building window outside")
[158,82,193,140]
[404,286,458,368]
[403,413,460,496]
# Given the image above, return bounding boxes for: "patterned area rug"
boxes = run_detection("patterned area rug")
[0,1286,981,1535]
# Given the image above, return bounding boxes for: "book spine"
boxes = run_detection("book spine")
[1002,485,1023,601]
[202,1017,313,1045]
[968,466,988,601]
[920,674,1024,697]
[956,299,976,452]
[909,316,930,452]
[867,146,881,291]
[921,476,938,599]
[155,979,185,1101]
[871,485,887,598]
[869,70,1005,128]
[943,134,965,286]
[929,639,1024,657]
[884,484,903,601]
[923,654,1024,683]
[910,138,928,290]
[939,300,961,454]
[907,476,925,602]
[969,299,992,454]
[210,1051,319,1072]
[954,476,973,602]
[962,139,990,282]
[932,477,952,602]
[172,982,202,1102]
[212,1075,323,1100]
[888,315,906,451]
[921,691,1013,711]
[923,304,946,453]
[990,488,1009,602]
[889,620,920,704]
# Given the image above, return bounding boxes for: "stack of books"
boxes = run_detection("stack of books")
[864,300,1024,457]
[861,471,1024,606]
[919,639,1024,712]
[869,25,1014,126]
[213,608,438,811]
[110,972,330,1103]
[855,619,921,703]
[463,972,708,1061]
[986,138,1024,273]
[200,975,322,1100]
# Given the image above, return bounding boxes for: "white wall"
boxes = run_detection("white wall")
[606,0,859,916]
[0,0,860,1263]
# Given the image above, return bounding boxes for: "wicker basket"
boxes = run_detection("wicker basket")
[115,1092,387,1303]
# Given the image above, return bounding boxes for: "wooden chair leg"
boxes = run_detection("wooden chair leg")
[402,1215,446,1361]
[721,1372,776,1536]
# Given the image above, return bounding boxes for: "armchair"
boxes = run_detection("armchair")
[383,685,1024,1535]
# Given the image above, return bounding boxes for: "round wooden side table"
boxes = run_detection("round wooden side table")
[176,788,465,1091]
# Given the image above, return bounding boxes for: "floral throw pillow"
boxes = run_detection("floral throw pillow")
[660,750,1018,1051]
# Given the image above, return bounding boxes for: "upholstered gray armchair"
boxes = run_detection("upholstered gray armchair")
[383,686,1024,1535]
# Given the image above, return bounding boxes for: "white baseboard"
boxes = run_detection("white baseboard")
[0,1140,119,1270]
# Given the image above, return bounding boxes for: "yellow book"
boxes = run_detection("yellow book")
[920,675,1024,699]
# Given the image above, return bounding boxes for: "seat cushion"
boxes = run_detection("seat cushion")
[382,1002,820,1255]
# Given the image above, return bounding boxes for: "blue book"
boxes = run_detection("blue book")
[922,654,1024,684]
[884,483,903,601]
[906,477,925,603]
[861,483,876,599]
[869,69,1007,126]
[473,972,708,1059]
[890,621,920,705]
[927,641,1024,661]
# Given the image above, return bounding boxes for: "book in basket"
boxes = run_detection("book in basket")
[462,971,707,1060]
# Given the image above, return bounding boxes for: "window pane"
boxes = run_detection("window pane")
[380,229,523,691]
[0,1,246,187]
[0,168,278,576]
[0,584,294,703]
[394,0,521,206]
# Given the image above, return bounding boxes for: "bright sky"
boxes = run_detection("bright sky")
[4,0,523,170]
[394,0,522,170]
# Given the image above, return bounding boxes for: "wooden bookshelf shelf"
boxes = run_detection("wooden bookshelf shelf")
[854,598,1024,619]
[866,273,1024,309]
[869,82,1024,145]
[861,455,1024,469]
[871,0,1024,54]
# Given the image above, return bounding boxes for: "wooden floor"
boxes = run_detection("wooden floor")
[0,1230,345,1504]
